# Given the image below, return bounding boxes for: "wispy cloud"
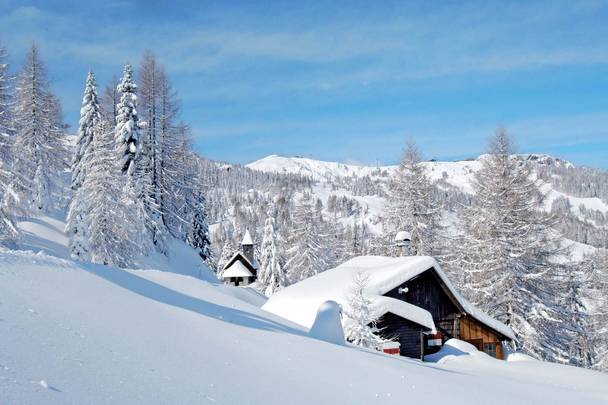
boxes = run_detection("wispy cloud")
[0,1,606,168]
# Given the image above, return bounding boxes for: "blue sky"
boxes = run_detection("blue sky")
[0,0,607,168]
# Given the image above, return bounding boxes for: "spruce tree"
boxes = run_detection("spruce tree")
[66,71,101,259]
[114,63,151,258]
[115,64,139,176]
[258,211,287,295]
[186,189,212,263]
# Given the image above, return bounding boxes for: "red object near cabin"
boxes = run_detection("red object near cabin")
[382,341,401,356]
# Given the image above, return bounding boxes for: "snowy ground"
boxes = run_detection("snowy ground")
[2,216,608,404]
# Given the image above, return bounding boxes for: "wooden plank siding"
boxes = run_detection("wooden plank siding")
[376,313,425,359]
[459,316,504,359]
[380,268,508,360]
[384,270,460,339]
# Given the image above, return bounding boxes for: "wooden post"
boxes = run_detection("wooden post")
[420,331,424,360]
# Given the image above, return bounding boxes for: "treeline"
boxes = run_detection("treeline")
[0,43,211,266]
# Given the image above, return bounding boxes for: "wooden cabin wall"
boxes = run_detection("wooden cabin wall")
[459,316,504,359]
[376,313,423,359]
[384,270,460,338]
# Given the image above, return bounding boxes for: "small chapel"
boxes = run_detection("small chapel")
[221,230,259,287]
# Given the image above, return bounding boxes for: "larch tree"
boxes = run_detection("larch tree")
[343,271,384,349]
[385,140,442,256]
[285,193,327,284]
[101,75,119,128]
[0,43,18,246]
[137,52,166,251]
[12,44,67,213]
[452,129,566,361]
[562,266,594,368]
[0,43,14,164]
[588,250,608,372]
[83,121,134,267]
[66,71,101,260]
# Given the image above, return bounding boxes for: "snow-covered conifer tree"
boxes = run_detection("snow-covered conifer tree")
[216,238,236,279]
[285,193,327,283]
[562,267,594,368]
[186,189,212,263]
[12,44,67,212]
[588,250,608,371]
[0,43,18,246]
[115,64,139,176]
[0,160,18,246]
[101,75,119,128]
[452,129,565,361]
[385,140,442,256]
[0,44,14,165]
[343,271,384,349]
[83,118,142,267]
[71,71,99,190]
[258,211,287,295]
[66,71,102,259]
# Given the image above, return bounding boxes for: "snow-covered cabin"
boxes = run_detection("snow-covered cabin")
[222,230,259,287]
[263,256,515,360]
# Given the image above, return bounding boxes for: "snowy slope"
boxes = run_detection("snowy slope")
[2,217,608,404]
[246,154,396,181]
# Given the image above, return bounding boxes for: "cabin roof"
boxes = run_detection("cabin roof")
[263,255,515,341]
[224,251,257,272]
[373,296,436,333]
[222,261,254,278]
[241,230,254,246]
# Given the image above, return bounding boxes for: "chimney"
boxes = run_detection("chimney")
[394,230,412,256]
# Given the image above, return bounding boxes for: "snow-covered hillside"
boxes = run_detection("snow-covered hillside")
[247,154,396,181]
[247,154,606,212]
[246,154,608,246]
[2,216,608,404]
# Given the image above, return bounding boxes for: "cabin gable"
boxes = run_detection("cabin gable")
[224,252,257,277]
[384,268,460,339]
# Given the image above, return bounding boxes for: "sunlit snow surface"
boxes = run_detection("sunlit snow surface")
[1,216,608,404]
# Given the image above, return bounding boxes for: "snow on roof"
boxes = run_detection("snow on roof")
[263,256,438,330]
[263,255,515,341]
[394,231,411,242]
[373,296,436,333]
[241,230,253,246]
[224,251,257,271]
[222,261,254,278]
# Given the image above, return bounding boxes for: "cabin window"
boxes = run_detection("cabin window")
[483,342,497,358]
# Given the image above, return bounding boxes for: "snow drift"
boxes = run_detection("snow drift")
[2,216,608,404]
